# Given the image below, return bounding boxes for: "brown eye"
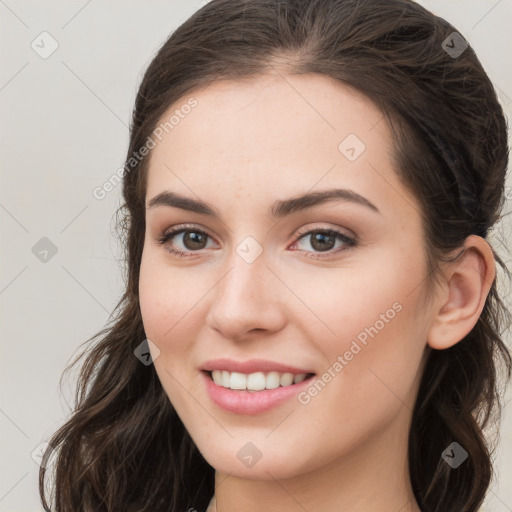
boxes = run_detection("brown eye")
[156,225,215,257]
[292,228,356,259]
[180,230,208,250]
[308,232,337,252]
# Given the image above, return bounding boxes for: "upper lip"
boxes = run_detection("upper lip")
[200,358,315,375]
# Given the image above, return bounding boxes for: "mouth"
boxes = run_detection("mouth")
[199,358,318,414]
[201,368,317,414]
[202,369,316,393]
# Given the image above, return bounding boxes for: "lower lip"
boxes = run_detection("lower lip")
[202,371,315,415]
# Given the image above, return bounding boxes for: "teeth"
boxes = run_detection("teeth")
[230,371,247,390]
[266,371,281,389]
[247,372,266,390]
[280,373,294,386]
[212,370,222,386]
[209,370,312,391]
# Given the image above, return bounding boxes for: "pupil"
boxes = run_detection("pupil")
[185,231,206,250]
[311,233,334,252]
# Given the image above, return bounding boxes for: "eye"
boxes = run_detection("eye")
[155,224,357,259]
[290,226,357,259]
[155,224,216,257]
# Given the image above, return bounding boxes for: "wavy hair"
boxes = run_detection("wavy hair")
[40,1,511,511]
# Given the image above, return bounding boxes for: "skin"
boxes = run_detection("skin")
[138,71,495,512]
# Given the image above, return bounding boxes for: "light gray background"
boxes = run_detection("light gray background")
[1,1,511,511]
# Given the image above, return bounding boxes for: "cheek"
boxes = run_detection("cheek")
[297,254,427,409]
[139,265,169,342]
[139,250,197,341]
[138,251,213,401]
[139,258,205,408]
[294,261,412,352]
[292,302,424,464]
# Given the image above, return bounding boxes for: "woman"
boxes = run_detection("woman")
[39,0,511,511]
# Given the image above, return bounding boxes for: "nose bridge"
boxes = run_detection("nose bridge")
[205,237,285,338]
[224,243,267,300]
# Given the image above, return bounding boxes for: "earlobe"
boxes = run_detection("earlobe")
[427,235,495,350]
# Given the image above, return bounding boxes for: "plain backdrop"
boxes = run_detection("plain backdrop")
[1,1,511,511]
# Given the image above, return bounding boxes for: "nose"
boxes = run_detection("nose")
[204,248,287,342]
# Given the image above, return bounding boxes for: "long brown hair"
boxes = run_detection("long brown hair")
[39,1,511,511]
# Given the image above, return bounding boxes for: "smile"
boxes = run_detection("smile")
[208,370,314,391]
[201,370,316,415]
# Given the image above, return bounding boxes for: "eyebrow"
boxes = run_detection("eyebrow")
[147,188,381,219]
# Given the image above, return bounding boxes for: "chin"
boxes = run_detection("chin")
[194,437,319,481]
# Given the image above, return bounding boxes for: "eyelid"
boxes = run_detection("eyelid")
[159,223,214,239]
[294,223,356,240]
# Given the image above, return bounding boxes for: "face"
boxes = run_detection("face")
[139,72,433,480]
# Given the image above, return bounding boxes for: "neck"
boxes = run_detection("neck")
[211,407,420,512]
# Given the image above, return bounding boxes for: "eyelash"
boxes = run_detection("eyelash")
[155,223,357,259]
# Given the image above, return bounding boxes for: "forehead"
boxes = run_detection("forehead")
[151,72,387,157]
[144,72,417,221]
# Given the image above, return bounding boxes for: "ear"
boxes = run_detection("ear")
[427,235,496,350]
